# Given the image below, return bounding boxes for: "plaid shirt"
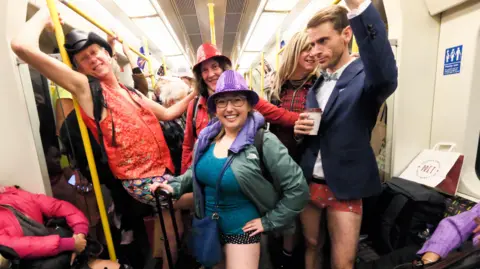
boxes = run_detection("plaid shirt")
[270,75,317,162]
[278,76,316,112]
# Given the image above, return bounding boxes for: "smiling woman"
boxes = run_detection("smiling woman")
[180,43,300,175]
[151,70,309,268]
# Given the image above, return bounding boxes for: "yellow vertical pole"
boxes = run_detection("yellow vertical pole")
[275,30,280,71]
[45,0,117,261]
[351,39,359,53]
[207,3,216,45]
[249,68,252,90]
[142,37,155,88]
[260,52,265,97]
[331,0,359,53]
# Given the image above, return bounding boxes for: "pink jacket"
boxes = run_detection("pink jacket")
[0,187,89,259]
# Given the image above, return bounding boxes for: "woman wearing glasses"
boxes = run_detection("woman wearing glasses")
[181,43,300,175]
[151,70,309,269]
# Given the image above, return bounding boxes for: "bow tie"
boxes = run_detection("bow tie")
[321,72,338,81]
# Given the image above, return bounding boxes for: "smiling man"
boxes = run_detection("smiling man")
[11,7,195,197]
[294,1,398,269]
[11,8,194,266]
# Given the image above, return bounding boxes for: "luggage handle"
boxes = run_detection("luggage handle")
[432,142,456,152]
[153,187,180,269]
[155,188,172,199]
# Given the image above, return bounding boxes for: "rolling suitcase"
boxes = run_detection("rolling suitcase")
[153,189,181,269]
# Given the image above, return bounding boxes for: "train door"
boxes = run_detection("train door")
[428,1,480,200]
[16,59,53,193]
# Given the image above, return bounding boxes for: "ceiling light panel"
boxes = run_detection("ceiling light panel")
[245,12,287,52]
[283,0,331,41]
[238,52,259,69]
[264,0,300,11]
[133,17,182,56]
[69,0,141,47]
[167,55,191,69]
[111,0,157,17]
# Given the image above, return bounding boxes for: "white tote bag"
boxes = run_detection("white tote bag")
[399,143,464,195]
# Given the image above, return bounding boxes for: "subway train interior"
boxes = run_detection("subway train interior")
[1,0,480,268]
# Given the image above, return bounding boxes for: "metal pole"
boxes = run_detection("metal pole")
[47,0,117,261]
[142,37,156,88]
[351,38,359,53]
[59,0,148,60]
[207,3,216,45]
[260,52,265,98]
[331,0,359,53]
[275,30,280,71]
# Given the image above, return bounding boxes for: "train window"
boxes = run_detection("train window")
[476,133,480,179]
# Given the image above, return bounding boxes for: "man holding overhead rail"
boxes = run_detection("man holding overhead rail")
[294,1,397,269]
[11,8,194,268]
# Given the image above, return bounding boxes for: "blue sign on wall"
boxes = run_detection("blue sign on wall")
[443,45,463,75]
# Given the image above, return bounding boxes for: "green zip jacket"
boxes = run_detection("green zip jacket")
[169,113,309,232]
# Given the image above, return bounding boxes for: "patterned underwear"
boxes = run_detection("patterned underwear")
[121,174,174,208]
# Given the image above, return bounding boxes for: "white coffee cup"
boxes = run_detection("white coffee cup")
[305,108,322,135]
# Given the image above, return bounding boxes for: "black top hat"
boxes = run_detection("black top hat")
[64,29,112,66]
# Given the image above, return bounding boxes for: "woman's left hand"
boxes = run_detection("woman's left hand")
[421,252,440,264]
[242,218,264,236]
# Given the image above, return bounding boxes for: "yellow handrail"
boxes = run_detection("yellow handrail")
[207,3,216,45]
[59,0,148,60]
[330,0,359,53]
[351,39,359,53]
[143,36,156,88]
[47,0,116,261]
[275,30,280,71]
[260,52,265,97]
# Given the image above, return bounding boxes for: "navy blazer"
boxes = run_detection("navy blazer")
[300,3,398,200]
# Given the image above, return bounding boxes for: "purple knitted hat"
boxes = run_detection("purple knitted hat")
[207,70,259,113]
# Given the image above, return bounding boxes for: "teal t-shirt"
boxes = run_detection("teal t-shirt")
[195,143,260,235]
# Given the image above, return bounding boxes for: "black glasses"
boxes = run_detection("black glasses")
[215,96,246,108]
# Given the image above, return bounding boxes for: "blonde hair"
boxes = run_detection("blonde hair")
[273,31,317,100]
